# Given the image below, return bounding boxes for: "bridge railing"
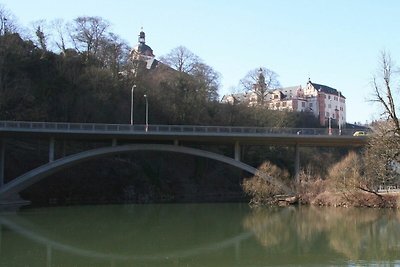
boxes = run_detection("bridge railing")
[0,121,356,136]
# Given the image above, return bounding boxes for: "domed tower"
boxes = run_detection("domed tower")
[131,29,155,61]
[253,68,268,105]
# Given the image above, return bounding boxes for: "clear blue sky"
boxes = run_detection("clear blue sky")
[2,0,400,124]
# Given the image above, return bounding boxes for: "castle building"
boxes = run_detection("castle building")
[222,78,346,126]
[304,80,346,126]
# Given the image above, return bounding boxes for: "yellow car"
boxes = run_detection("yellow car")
[353,131,367,136]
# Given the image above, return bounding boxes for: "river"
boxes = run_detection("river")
[0,203,399,266]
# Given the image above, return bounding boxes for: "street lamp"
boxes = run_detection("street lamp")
[131,85,136,125]
[338,90,342,135]
[144,94,148,132]
[328,99,332,135]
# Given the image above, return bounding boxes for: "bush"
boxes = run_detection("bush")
[242,161,291,205]
[327,151,364,193]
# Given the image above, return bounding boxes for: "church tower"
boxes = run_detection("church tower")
[130,29,156,69]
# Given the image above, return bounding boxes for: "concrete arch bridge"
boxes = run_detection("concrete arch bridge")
[0,121,366,205]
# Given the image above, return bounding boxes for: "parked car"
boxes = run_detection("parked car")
[353,131,367,136]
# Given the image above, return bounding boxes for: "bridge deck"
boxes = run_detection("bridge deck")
[0,121,366,147]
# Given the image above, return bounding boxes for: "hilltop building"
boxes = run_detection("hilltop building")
[130,29,158,70]
[222,78,346,127]
[304,80,346,126]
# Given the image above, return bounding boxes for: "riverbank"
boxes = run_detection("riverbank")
[298,179,400,208]
[262,180,400,209]
[242,153,400,209]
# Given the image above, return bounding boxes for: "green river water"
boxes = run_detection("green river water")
[0,203,400,266]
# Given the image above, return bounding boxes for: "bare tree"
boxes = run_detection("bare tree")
[69,16,110,59]
[160,46,220,101]
[371,51,400,133]
[190,62,220,101]
[97,32,130,76]
[159,46,200,73]
[240,67,281,105]
[0,5,19,35]
[51,19,69,53]
[30,20,48,51]
[365,121,400,190]
[365,51,400,190]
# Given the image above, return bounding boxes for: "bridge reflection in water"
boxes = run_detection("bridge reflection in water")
[1,204,399,266]
[0,204,254,266]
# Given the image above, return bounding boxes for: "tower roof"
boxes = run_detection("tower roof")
[134,43,154,57]
[131,29,155,59]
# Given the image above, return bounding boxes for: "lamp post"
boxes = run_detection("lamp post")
[131,85,136,125]
[328,99,332,135]
[338,90,342,135]
[144,94,148,132]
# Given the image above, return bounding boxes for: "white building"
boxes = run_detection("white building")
[304,80,346,127]
[222,79,346,127]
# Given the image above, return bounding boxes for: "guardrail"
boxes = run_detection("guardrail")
[0,121,355,136]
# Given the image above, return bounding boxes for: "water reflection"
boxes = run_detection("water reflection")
[0,204,252,266]
[0,204,400,266]
[243,206,400,263]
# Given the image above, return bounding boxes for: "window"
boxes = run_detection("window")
[309,103,313,107]
[302,102,306,107]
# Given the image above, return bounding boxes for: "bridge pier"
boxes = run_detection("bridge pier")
[234,141,241,161]
[49,137,55,162]
[294,144,300,183]
[61,140,66,157]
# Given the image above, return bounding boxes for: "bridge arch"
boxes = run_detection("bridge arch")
[0,144,259,200]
